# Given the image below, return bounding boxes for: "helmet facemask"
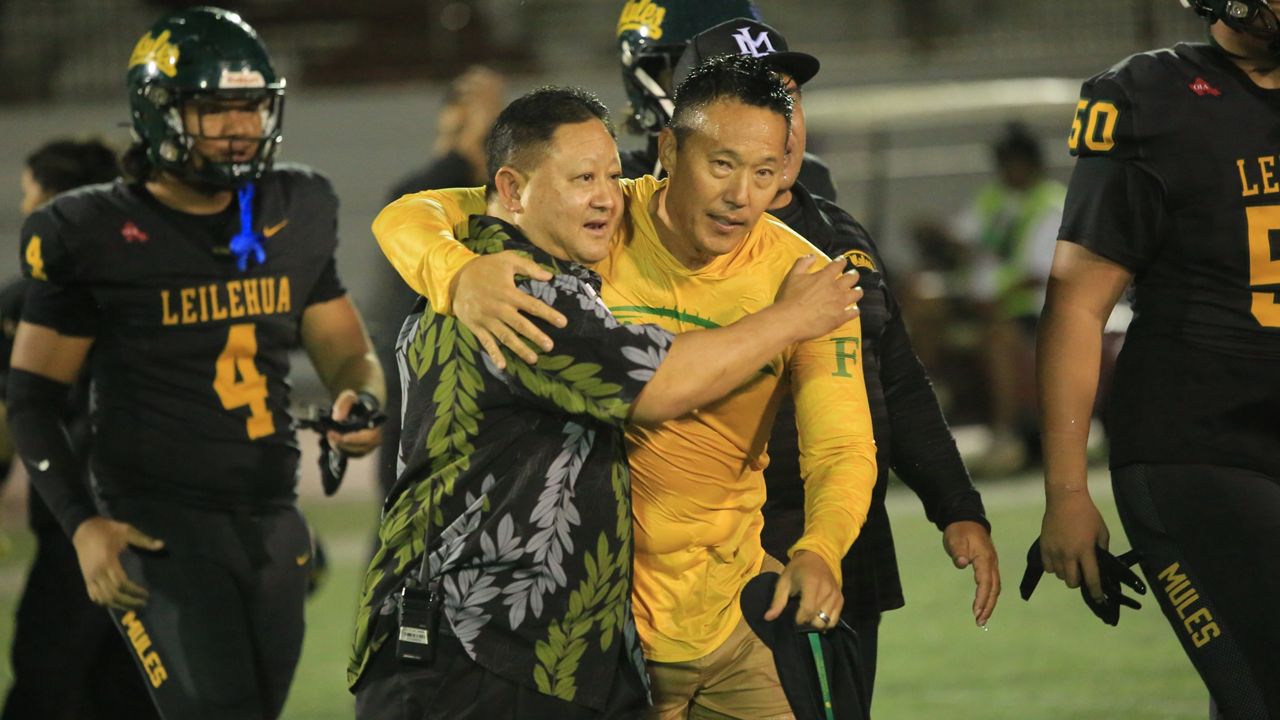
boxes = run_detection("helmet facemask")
[620,41,679,136]
[139,85,285,191]
[1184,0,1280,57]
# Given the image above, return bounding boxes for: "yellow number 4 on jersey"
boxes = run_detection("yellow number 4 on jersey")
[214,323,274,439]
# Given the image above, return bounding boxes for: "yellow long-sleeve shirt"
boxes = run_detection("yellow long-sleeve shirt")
[373,177,876,662]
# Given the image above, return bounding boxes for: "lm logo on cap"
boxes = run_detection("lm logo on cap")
[733,27,776,57]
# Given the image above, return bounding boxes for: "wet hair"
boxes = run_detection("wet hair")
[993,122,1043,169]
[25,138,121,194]
[485,86,616,198]
[668,53,792,145]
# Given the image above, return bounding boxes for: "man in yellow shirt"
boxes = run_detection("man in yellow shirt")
[374,55,875,718]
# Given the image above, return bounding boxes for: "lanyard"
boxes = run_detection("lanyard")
[807,633,835,720]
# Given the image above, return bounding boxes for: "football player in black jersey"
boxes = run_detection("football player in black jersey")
[2,138,159,720]
[5,8,384,720]
[1037,1,1280,716]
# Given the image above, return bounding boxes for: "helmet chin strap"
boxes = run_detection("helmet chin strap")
[177,166,237,196]
[178,136,262,194]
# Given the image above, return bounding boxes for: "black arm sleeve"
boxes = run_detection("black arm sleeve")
[7,368,96,538]
[881,300,989,532]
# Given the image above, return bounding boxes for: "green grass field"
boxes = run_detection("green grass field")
[0,470,1208,719]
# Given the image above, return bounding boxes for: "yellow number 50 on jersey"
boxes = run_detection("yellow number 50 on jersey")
[214,323,274,439]
[1068,99,1119,153]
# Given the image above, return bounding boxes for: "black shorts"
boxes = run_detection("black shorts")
[1112,463,1280,719]
[101,496,313,720]
[354,630,648,720]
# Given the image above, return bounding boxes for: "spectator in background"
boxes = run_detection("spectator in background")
[953,123,1065,474]
[2,137,159,720]
[373,66,507,503]
[386,66,507,200]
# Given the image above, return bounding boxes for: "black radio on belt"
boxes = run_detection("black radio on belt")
[395,579,443,666]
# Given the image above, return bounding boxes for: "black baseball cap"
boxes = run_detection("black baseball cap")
[672,18,821,91]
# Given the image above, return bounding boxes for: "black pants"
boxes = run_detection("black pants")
[848,612,881,710]
[355,632,648,720]
[1113,463,1280,720]
[102,496,313,720]
[1,523,158,720]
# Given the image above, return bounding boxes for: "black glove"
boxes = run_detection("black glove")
[1020,537,1147,626]
[297,394,386,496]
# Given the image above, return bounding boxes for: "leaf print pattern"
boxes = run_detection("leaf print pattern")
[444,568,500,654]
[502,420,592,629]
[349,215,673,706]
[621,343,669,382]
[526,278,559,308]
[623,321,676,348]
[428,475,496,577]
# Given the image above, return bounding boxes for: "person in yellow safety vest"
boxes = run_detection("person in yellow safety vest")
[953,122,1065,475]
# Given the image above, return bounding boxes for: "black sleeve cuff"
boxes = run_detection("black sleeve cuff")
[933,489,991,534]
[7,368,96,538]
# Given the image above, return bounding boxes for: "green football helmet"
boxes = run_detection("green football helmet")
[616,0,759,136]
[126,6,285,188]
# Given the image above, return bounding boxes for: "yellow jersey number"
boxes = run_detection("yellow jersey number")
[1248,205,1280,327]
[25,235,47,281]
[214,323,274,439]
[1068,99,1119,153]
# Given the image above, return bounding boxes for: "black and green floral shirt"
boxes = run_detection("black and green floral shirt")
[349,216,674,709]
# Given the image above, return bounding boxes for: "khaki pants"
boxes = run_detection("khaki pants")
[644,558,792,720]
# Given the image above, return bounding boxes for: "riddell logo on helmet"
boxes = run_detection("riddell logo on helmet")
[219,68,266,89]
[1188,77,1222,96]
[617,0,666,40]
[128,29,179,78]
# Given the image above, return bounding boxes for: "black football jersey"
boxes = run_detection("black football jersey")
[18,164,346,508]
[1060,43,1280,476]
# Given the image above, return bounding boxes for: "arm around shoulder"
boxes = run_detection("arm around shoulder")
[630,256,861,425]
[371,186,487,308]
